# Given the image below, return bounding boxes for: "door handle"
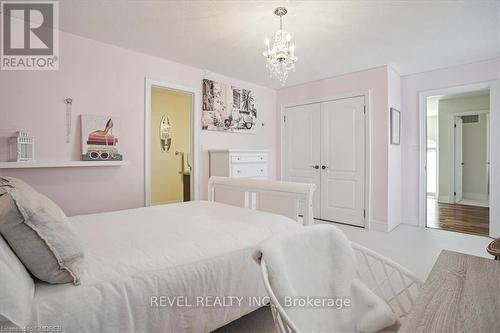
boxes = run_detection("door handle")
[311,165,319,169]
[321,165,328,170]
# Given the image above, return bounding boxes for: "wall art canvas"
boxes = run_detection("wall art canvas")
[202,79,229,131]
[229,86,257,134]
[390,107,401,145]
[81,115,123,161]
[201,79,257,134]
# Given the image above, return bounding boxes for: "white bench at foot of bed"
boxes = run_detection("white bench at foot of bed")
[208,176,315,226]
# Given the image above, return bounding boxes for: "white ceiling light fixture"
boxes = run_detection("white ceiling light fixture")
[263,7,298,85]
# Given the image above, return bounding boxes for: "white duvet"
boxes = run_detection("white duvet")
[28,201,298,333]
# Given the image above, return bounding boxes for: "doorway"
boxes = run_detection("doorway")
[425,90,490,236]
[145,80,197,206]
[283,95,367,227]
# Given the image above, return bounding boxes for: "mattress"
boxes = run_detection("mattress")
[28,201,298,333]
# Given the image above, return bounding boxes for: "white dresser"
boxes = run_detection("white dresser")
[209,149,268,179]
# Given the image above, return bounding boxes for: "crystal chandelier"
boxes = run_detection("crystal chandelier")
[263,7,298,85]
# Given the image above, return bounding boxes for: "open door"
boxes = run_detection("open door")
[149,87,193,205]
[486,114,490,198]
[454,117,463,203]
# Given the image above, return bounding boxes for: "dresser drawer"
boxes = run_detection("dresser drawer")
[231,154,267,164]
[209,150,269,179]
[231,163,268,178]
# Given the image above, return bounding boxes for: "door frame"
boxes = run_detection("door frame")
[448,110,489,204]
[453,116,463,203]
[144,78,201,206]
[280,90,371,229]
[418,80,499,238]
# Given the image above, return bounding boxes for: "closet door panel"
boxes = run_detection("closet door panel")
[284,103,321,217]
[320,96,365,226]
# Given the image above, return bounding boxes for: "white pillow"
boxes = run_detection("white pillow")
[0,234,34,327]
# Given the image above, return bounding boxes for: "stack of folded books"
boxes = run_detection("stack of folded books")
[87,134,118,145]
[84,134,122,161]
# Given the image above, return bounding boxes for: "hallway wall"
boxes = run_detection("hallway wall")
[438,94,490,202]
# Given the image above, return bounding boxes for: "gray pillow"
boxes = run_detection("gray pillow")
[0,177,83,285]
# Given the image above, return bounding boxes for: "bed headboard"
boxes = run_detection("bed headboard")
[208,176,316,225]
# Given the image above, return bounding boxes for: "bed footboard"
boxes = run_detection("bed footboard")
[208,176,315,225]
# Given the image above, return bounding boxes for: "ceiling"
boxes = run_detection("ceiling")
[58,0,499,88]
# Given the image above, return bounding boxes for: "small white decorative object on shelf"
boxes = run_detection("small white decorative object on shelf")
[9,131,35,162]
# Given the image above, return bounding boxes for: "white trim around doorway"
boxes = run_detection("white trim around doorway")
[144,78,201,206]
[418,80,499,238]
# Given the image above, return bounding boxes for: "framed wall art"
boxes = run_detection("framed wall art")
[390,107,401,145]
[81,115,123,161]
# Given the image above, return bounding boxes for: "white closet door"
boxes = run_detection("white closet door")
[320,96,365,226]
[455,117,464,202]
[284,103,321,217]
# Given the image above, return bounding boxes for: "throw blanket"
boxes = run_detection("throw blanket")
[254,224,396,333]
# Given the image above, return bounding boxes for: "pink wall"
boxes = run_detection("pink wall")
[2,27,494,226]
[387,67,402,231]
[0,31,277,216]
[276,67,390,225]
[400,58,499,225]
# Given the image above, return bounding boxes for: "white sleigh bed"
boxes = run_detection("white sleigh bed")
[24,177,315,333]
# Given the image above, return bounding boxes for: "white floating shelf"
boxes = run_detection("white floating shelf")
[0,160,128,169]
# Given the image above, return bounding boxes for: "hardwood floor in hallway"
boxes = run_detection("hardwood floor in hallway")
[427,197,489,236]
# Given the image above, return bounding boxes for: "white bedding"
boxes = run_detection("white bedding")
[28,201,298,333]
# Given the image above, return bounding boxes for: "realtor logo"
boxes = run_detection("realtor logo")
[1,1,59,70]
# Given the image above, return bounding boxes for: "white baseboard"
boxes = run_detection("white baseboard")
[387,222,400,232]
[369,220,389,232]
[151,199,182,206]
[402,217,419,226]
[438,196,451,204]
[463,192,489,202]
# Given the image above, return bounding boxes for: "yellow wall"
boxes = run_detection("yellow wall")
[151,88,192,204]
